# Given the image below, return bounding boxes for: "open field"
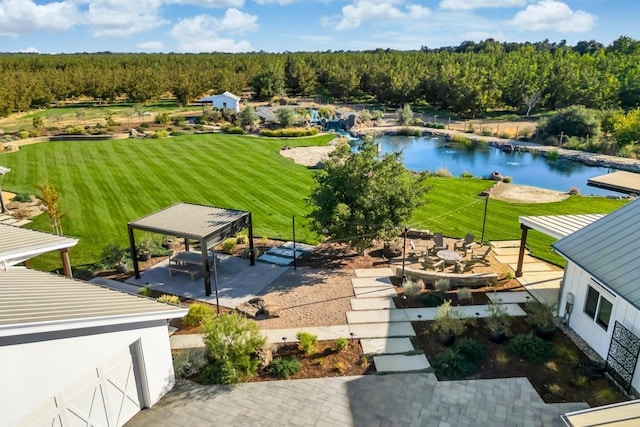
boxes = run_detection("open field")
[0,134,627,272]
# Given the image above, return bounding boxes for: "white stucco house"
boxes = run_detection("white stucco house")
[198,91,241,112]
[552,197,640,392]
[0,224,187,426]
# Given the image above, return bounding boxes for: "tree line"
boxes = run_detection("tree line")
[1,36,640,118]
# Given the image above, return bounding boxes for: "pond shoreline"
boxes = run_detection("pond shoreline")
[352,127,640,174]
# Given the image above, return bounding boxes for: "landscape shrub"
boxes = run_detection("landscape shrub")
[538,105,601,139]
[424,122,445,129]
[456,287,472,302]
[173,349,207,379]
[139,122,150,129]
[296,331,318,355]
[433,348,476,379]
[546,149,559,160]
[202,312,267,384]
[65,125,85,135]
[138,286,152,297]
[236,234,248,244]
[434,278,451,293]
[454,338,486,362]
[171,115,186,126]
[222,125,245,134]
[13,192,31,202]
[402,279,422,297]
[222,238,237,254]
[507,333,553,363]
[152,129,169,139]
[260,128,318,137]
[430,168,452,177]
[155,112,171,124]
[396,127,422,137]
[269,357,302,379]
[420,293,445,307]
[157,294,180,305]
[451,134,472,144]
[333,337,349,352]
[502,176,512,183]
[183,303,215,327]
[29,130,40,137]
[459,171,475,179]
[170,130,187,136]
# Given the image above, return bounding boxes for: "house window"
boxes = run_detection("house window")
[584,285,613,330]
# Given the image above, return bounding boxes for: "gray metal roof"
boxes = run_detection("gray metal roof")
[520,214,604,240]
[553,198,640,309]
[0,223,78,266]
[128,202,250,243]
[0,268,186,336]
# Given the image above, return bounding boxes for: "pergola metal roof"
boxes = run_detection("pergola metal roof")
[127,203,255,298]
[0,268,186,338]
[519,214,605,240]
[0,223,78,276]
[562,398,640,426]
[514,214,604,277]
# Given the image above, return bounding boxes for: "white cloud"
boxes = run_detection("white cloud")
[254,0,296,4]
[439,0,525,10]
[510,0,596,33]
[0,0,78,36]
[137,40,164,50]
[17,46,40,52]
[171,0,245,7]
[85,0,168,37]
[336,1,431,31]
[170,11,258,52]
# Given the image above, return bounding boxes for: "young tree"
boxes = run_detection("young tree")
[522,92,542,117]
[276,107,296,128]
[308,137,425,254]
[32,116,44,130]
[38,180,65,235]
[397,104,414,125]
[239,105,260,131]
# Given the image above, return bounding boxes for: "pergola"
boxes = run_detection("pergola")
[516,214,604,277]
[127,203,255,297]
[0,223,78,277]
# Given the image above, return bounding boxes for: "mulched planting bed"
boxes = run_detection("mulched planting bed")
[250,340,374,381]
[412,316,629,407]
[394,289,491,308]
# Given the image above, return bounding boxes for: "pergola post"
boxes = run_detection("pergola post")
[201,240,212,297]
[248,213,255,266]
[60,248,73,278]
[128,225,140,279]
[516,224,529,278]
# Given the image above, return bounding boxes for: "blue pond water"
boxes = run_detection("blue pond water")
[375,135,619,196]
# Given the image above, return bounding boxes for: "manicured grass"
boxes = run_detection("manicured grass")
[0,135,628,272]
[1,134,333,271]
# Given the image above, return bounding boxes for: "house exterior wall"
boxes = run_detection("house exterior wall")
[212,94,240,112]
[0,320,175,426]
[560,261,640,392]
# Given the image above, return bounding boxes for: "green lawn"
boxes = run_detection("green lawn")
[0,134,628,273]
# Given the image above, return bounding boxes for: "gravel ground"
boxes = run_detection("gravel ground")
[280,145,338,167]
[255,267,354,329]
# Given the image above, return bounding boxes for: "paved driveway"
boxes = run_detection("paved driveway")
[127,374,587,427]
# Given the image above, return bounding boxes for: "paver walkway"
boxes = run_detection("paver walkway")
[126,374,587,427]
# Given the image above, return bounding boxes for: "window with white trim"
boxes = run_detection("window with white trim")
[584,285,613,330]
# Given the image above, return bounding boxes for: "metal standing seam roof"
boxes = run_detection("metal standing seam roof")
[128,202,250,241]
[0,223,78,266]
[562,398,640,426]
[0,268,186,336]
[552,198,640,309]
[519,214,605,240]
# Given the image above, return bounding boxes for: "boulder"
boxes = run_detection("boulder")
[257,346,273,369]
[488,170,503,181]
[263,305,281,318]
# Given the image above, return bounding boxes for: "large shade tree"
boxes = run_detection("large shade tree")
[308,138,425,253]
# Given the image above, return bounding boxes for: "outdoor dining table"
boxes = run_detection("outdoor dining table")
[170,251,213,266]
[436,249,462,265]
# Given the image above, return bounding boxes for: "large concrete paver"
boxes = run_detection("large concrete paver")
[354,268,394,278]
[350,297,395,310]
[374,353,430,373]
[487,291,531,304]
[346,309,409,324]
[350,277,392,288]
[352,286,396,298]
[349,322,415,338]
[360,338,414,355]
[127,374,588,427]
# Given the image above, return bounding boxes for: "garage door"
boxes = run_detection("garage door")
[18,343,146,427]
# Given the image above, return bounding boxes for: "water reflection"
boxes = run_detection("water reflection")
[375,135,618,196]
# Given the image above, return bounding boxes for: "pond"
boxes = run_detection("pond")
[376,135,620,196]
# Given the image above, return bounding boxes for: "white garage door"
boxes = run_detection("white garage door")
[18,343,145,427]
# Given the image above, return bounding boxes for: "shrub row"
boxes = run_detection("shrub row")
[260,128,318,137]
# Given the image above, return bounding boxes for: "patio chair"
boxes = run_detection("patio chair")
[470,246,492,264]
[454,233,475,254]
[421,256,444,271]
[409,240,426,258]
[432,233,446,252]
[454,261,474,273]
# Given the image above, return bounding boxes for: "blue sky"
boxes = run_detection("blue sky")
[0,0,639,53]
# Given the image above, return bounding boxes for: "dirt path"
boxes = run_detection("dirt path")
[488,181,569,203]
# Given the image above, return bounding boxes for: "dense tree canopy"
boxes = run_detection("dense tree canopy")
[307,138,425,253]
[1,36,640,117]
